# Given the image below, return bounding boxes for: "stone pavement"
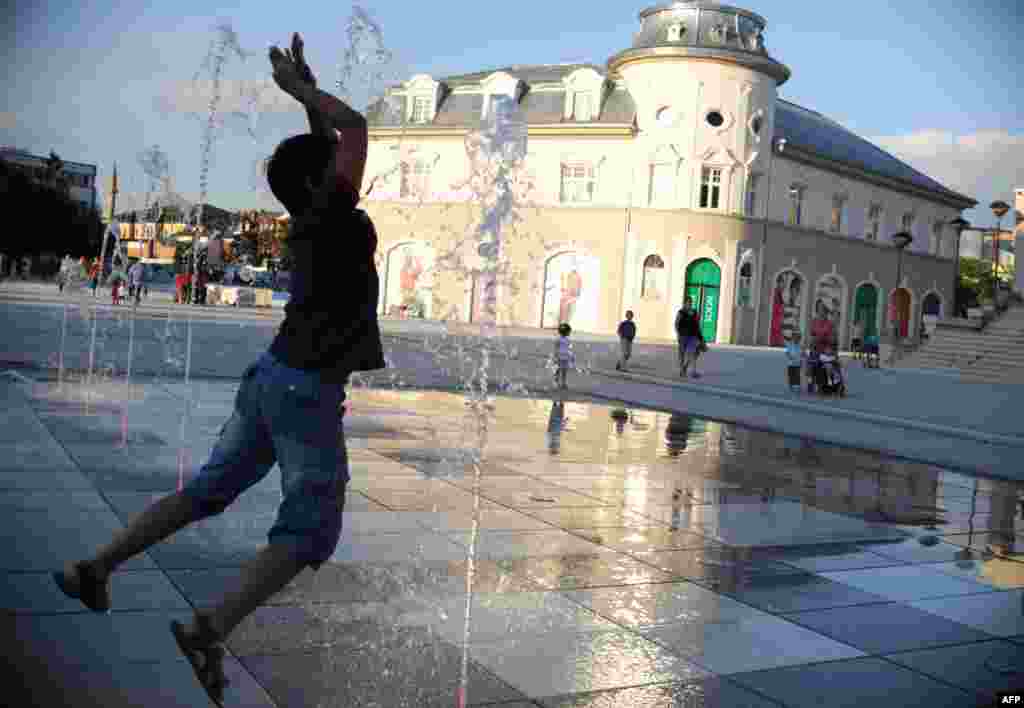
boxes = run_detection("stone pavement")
[2,374,1023,707]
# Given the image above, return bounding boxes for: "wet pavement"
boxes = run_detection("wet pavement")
[2,373,1023,707]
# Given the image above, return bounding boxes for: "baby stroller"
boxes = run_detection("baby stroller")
[806,350,847,397]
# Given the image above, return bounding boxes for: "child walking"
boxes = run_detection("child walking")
[553,323,575,390]
[615,310,636,372]
[111,274,123,306]
[784,330,803,393]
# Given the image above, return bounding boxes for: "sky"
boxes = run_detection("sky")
[3,0,1023,228]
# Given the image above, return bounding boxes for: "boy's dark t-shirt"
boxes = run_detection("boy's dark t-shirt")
[618,320,636,341]
[269,194,386,384]
[675,308,703,340]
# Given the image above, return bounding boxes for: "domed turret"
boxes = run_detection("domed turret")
[609,1,790,85]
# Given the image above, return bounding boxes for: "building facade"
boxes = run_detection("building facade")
[361,1,976,346]
[0,147,98,214]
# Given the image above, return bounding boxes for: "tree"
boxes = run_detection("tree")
[0,160,103,274]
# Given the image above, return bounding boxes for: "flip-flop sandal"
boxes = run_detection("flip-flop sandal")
[171,614,230,706]
[53,562,110,613]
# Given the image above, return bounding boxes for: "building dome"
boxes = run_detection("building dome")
[609,1,790,85]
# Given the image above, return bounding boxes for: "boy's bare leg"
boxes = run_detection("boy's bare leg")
[72,491,199,581]
[198,544,306,639]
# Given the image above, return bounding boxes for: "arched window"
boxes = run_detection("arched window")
[641,254,665,300]
[737,261,754,307]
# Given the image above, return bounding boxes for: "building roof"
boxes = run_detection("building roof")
[370,63,972,206]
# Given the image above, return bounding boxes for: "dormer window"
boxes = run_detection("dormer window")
[563,67,604,122]
[403,74,441,124]
[410,96,432,124]
[666,23,684,42]
[572,92,594,121]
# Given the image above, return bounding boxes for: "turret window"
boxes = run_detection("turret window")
[699,167,724,210]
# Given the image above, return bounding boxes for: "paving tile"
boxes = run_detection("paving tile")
[428,591,620,643]
[12,651,276,708]
[1,569,189,613]
[522,507,672,530]
[239,641,530,708]
[643,612,865,675]
[537,677,784,707]
[728,656,975,708]
[15,609,196,665]
[446,530,609,559]
[0,461,94,490]
[0,507,156,571]
[0,489,108,511]
[909,589,1024,637]
[865,536,973,564]
[882,639,1024,700]
[466,630,710,699]
[419,508,556,532]
[487,552,676,591]
[693,501,908,547]
[924,558,1024,591]
[563,582,767,629]
[781,602,994,654]
[631,547,805,584]
[569,527,715,553]
[714,572,891,613]
[819,564,997,602]
[330,531,469,563]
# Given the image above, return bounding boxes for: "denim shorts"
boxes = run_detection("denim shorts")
[182,351,348,570]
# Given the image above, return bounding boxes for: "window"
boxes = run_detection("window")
[560,162,597,203]
[901,212,915,234]
[830,195,846,233]
[666,23,684,42]
[400,160,431,198]
[649,161,675,207]
[411,96,431,124]
[737,261,753,307]
[745,174,760,217]
[931,221,943,255]
[706,111,725,128]
[867,204,882,241]
[572,92,594,121]
[788,185,805,225]
[641,254,665,300]
[699,167,723,210]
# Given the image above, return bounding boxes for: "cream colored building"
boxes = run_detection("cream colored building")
[361,1,976,347]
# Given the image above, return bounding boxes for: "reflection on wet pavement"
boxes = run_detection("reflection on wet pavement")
[321,389,1024,705]
[12,383,1024,707]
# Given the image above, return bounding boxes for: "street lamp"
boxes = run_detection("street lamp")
[990,200,1010,308]
[752,137,785,344]
[949,216,970,318]
[889,231,913,364]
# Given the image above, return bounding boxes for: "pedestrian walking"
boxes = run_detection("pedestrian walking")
[53,33,385,706]
[615,310,636,372]
[110,273,123,306]
[675,296,705,379]
[785,330,803,392]
[553,322,575,390]
[129,260,145,306]
[851,318,865,361]
[88,260,100,297]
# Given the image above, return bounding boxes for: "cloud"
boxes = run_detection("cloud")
[870,129,1024,217]
[154,78,299,118]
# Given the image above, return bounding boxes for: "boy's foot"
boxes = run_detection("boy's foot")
[53,561,111,613]
[171,613,230,706]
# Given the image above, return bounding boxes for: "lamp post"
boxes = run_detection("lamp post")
[752,137,785,344]
[889,231,913,364]
[990,200,1010,308]
[949,216,970,318]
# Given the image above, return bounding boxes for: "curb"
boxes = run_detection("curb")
[592,367,1024,449]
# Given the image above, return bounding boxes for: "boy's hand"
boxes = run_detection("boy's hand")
[291,32,316,89]
[269,40,313,102]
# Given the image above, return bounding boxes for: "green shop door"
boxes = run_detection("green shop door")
[684,259,721,343]
[854,285,879,338]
